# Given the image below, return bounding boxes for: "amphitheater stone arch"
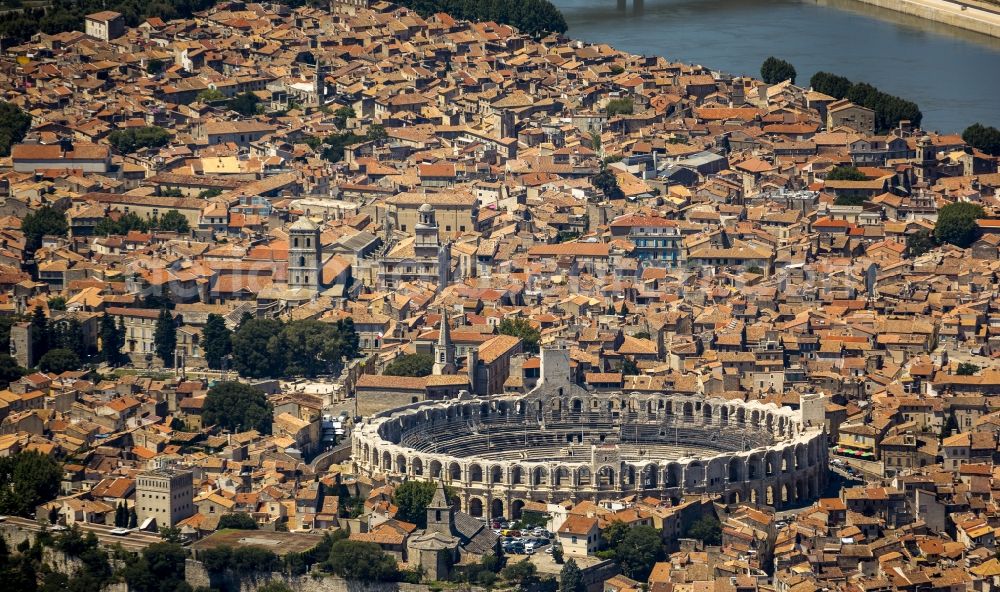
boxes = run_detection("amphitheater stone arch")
[353,391,826,512]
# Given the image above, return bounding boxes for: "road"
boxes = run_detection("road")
[2,516,162,551]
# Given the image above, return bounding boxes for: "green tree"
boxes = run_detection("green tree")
[229,92,261,116]
[38,348,80,374]
[218,512,259,530]
[366,124,388,144]
[326,539,399,581]
[203,381,273,434]
[197,88,226,102]
[615,525,664,580]
[810,71,853,98]
[393,480,439,528]
[30,305,50,361]
[686,515,722,546]
[602,520,630,550]
[267,319,359,378]
[963,123,1000,156]
[115,501,128,527]
[957,362,981,376]
[99,312,128,366]
[154,308,177,368]
[592,167,622,199]
[146,59,165,75]
[22,206,68,252]
[501,559,538,586]
[619,357,639,375]
[0,101,31,157]
[934,202,985,248]
[95,211,152,236]
[605,98,634,116]
[498,317,540,354]
[551,544,564,564]
[107,126,170,154]
[760,57,796,84]
[333,106,355,129]
[47,296,66,311]
[159,526,182,543]
[0,354,26,388]
[559,558,583,592]
[231,317,285,378]
[202,314,232,370]
[0,450,62,517]
[392,0,567,36]
[826,165,866,181]
[905,229,936,258]
[128,507,138,528]
[156,210,190,233]
[123,542,189,592]
[383,353,434,377]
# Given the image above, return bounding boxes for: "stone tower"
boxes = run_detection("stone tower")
[433,307,456,375]
[288,217,322,292]
[915,134,936,185]
[425,480,454,536]
[414,203,440,257]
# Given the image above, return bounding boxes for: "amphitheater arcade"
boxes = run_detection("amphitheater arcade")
[353,349,827,519]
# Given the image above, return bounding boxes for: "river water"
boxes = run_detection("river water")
[554,0,1000,133]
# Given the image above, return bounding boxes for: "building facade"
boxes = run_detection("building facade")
[135,468,195,528]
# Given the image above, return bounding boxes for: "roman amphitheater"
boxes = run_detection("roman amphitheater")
[353,349,827,519]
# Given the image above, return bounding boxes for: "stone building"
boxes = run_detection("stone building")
[136,468,195,528]
[354,347,828,519]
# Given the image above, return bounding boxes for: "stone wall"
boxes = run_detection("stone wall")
[847,0,1000,37]
[185,560,472,592]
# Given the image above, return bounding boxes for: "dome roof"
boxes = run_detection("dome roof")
[289,216,319,231]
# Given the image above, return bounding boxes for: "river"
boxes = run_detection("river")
[554,0,1000,133]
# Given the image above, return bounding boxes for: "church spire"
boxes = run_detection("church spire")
[433,307,455,375]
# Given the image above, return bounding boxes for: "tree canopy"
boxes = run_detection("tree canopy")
[217,512,259,530]
[809,71,921,131]
[108,126,171,154]
[326,539,399,582]
[0,354,26,389]
[605,98,634,116]
[157,210,190,233]
[905,229,936,258]
[559,558,585,592]
[393,480,441,528]
[826,165,866,181]
[22,206,68,253]
[202,314,233,370]
[231,317,360,378]
[686,515,723,546]
[934,202,985,248]
[498,317,539,354]
[760,57,796,84]
[0,450,63,517]
[99,312,128,366]
[228,92,261,116]
[592,167,623,200]
[38,348,81,374]
[203,381,273,434]
[614,525,664,580]
[962,123,1000,156]
[0,101,31,157]
[393,0,567,36]
[957,362,981,376]
[154,308,177,368]
[383,353,434,377]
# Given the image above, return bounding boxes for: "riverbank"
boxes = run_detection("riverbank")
[850,0,1000,37]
